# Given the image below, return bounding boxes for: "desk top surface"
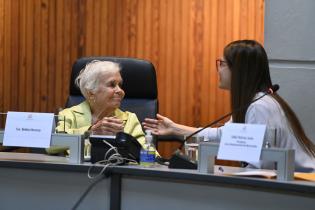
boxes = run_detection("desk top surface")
[0,152,315,196]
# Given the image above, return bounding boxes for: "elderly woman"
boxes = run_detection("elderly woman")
[47,60,145,154]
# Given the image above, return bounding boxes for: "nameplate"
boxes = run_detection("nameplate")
[3,112,54,148]
[217,123,266,162]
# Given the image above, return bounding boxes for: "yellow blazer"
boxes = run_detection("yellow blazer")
[47,101,145,154]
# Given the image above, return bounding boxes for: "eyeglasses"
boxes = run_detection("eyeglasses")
[216,59,227,71]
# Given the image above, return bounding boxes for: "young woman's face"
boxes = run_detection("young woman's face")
[216,57,231,90]
[93,71,125,111]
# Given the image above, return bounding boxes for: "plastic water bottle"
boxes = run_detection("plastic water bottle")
[140,130,156,167]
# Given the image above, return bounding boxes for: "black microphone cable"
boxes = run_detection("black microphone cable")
[71,175,106,210]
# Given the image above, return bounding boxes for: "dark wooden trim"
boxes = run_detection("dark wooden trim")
[110,173,122,210]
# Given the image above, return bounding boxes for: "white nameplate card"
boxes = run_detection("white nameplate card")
[3,112,55,148]
[217,123,266,162]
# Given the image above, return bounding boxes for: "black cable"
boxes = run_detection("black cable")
[155,156,169,166]
[71,175,106,210]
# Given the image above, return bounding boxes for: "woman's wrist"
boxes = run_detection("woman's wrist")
[171,123,181,136]
[171,123,193,136]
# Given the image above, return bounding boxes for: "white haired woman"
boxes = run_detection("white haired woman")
[47,60,145,155]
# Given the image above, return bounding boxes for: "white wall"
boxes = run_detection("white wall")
[265,0,315,142]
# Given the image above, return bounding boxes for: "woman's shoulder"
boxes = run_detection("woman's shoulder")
[59,101,90,116]
[249,94,280,111]
[246,94,284,124]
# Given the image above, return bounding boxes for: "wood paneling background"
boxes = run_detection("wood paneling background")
[0,0,264,156]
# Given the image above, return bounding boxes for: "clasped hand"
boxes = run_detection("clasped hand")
[91,116,124,135]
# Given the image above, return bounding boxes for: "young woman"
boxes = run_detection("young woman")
[143,40,315,172]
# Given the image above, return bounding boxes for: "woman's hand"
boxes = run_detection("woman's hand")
[142,114,176,136]
[91,116,124,135]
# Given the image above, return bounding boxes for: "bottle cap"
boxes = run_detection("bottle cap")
[145,130,152,136]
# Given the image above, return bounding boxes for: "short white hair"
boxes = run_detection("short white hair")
[75,60,121,98]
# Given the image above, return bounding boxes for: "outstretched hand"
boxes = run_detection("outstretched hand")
[142,114,176,136]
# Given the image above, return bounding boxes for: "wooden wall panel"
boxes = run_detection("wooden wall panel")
[0,0,264,155]
[0,0,4,118]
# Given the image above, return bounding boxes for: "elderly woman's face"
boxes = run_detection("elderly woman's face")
[93,71,125,110]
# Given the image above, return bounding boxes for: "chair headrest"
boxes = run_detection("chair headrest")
[70,57,158,99]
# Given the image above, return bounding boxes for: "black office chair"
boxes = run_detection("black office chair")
[66,56,158,125]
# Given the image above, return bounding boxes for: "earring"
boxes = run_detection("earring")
[90,96,95,103]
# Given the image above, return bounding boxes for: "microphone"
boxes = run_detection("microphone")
[183,84,280,144]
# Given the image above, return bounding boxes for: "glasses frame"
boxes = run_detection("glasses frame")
[216,59,227,71]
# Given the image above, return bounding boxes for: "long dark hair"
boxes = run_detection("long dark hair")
[224,40,315,157]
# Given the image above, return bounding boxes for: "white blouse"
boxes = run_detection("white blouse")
[198,92,315,172]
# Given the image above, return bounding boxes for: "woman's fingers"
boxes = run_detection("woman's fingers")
[143,118,159,124]
[142,121,157,128]
[92,125,121,135]
[92,128,115,136]
[142,125,160,135]
[142,124,155,131]
[91,117,124,135]
[149,129,160,135]
[142,118,159,130]
[105,117,123,124]
[156,114,166,120]
[90,121,102,130]
[101,120,123,130]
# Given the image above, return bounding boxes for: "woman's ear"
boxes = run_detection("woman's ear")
[87,91,95,103]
